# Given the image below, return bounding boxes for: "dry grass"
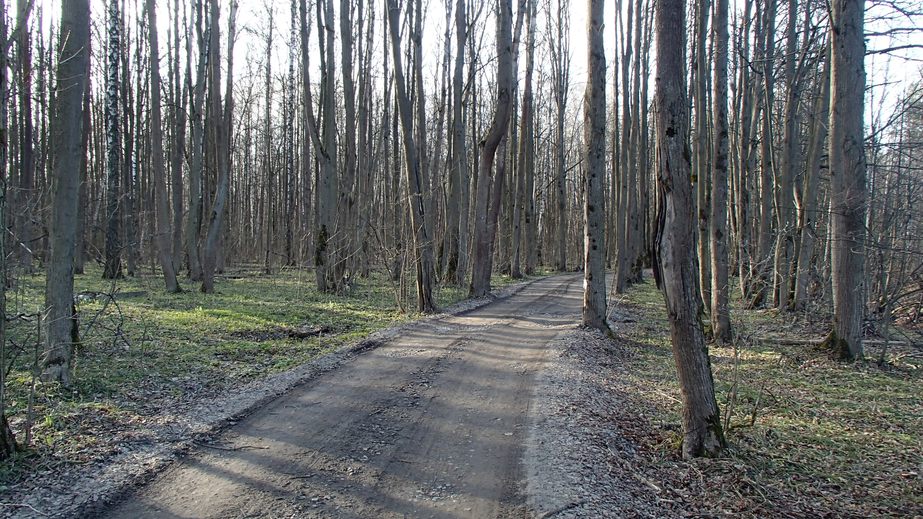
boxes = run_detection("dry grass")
[607,278,922,517]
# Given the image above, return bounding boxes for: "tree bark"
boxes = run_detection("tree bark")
[386,0,438,312]
[710,0,731,343]
[827,0,867,360]
[200,0,236,293]
[469,0,514,298]
[652,0,725,458]
[103,0,123,279]
[147,0,180,293]
[582,0,607,330]
[42,0,91,387]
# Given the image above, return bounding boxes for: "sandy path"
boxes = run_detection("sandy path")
[97,273,583,519]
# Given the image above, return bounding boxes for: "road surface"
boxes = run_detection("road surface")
[98,273,583,519]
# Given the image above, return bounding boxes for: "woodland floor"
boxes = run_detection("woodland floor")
[1,269,921,518]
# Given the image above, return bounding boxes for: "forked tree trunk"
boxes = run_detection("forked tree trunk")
[652,0,726,458]
[42,0,91,388]
[147,0,180,293]
[201,0,236,293]
[386,0,438,312]
[469,0,513,298]
[582,0,607,330]
[827,0,867,361]
[710,0,731,343]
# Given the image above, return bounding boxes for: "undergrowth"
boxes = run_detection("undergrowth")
[612,277,922,517]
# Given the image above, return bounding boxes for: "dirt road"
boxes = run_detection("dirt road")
[97,274,583,519]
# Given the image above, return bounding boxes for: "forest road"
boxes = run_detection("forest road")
[97,273,584,519]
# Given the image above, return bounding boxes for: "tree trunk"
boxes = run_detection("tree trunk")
[386,0,438,313]
[652,0,725,458]
[793,47,830,310]
[0,1,19,459]
[469,0,514,298]
[709,0,731,343]
[15,0,34,272]
[773,0,799,310]
[42,0,91,388]
[827,0,867,361]
[186,0,207,281]
[582,0,607,330]
[201,0,236,293]
[103,0,123,279]
[147,0,180,293]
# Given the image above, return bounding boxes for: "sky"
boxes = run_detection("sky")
[27,0,923,134]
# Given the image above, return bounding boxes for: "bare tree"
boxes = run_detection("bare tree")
[147,0,180,293]
[386,0,438,312]
[102,0,123,279]
[0,0,18,459]
[469,0,514,298]
[710,0,732,342]
[42,0,91,387]
[200,0,237,293]
[582,0,607,330]
[652,0,725,458]
[826,0,867,360]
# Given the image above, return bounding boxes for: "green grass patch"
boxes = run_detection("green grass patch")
[2,265,532,485]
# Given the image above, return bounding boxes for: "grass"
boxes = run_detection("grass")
[612,277,922,517]
[0,264,526,487]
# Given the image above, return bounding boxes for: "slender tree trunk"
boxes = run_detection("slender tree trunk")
[452,0,470,287]
[793,48,830,310]
[147,0,180,293]
[469,0,514,298]
[42,0,91,387]
[386,0,438,312]
[170,0,185,270]
[512,0,536,279]
[582,0,607,330]
[652,0,725,458]
[827,0,867,360]
[710,0,731,342]
[186,0,207,281]
[15,0,34,272]
[103,0,123,279]
[201,0,236,293]
[0,0,19,459]
[773,0,799,309]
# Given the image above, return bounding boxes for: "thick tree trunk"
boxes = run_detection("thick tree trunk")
[42,0,91,387]
[103,0,123,279]
[652,0,725,458]
[147,0,180,293]
[469,0,513,298]
[709,0,731,343]
[827,0,867,361]
[582,0,607,330]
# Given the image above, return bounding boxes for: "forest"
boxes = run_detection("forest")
[0,0,921,516]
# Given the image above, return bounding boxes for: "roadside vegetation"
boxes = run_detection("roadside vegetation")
[609,278,922,516]
[0,266,522,489]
